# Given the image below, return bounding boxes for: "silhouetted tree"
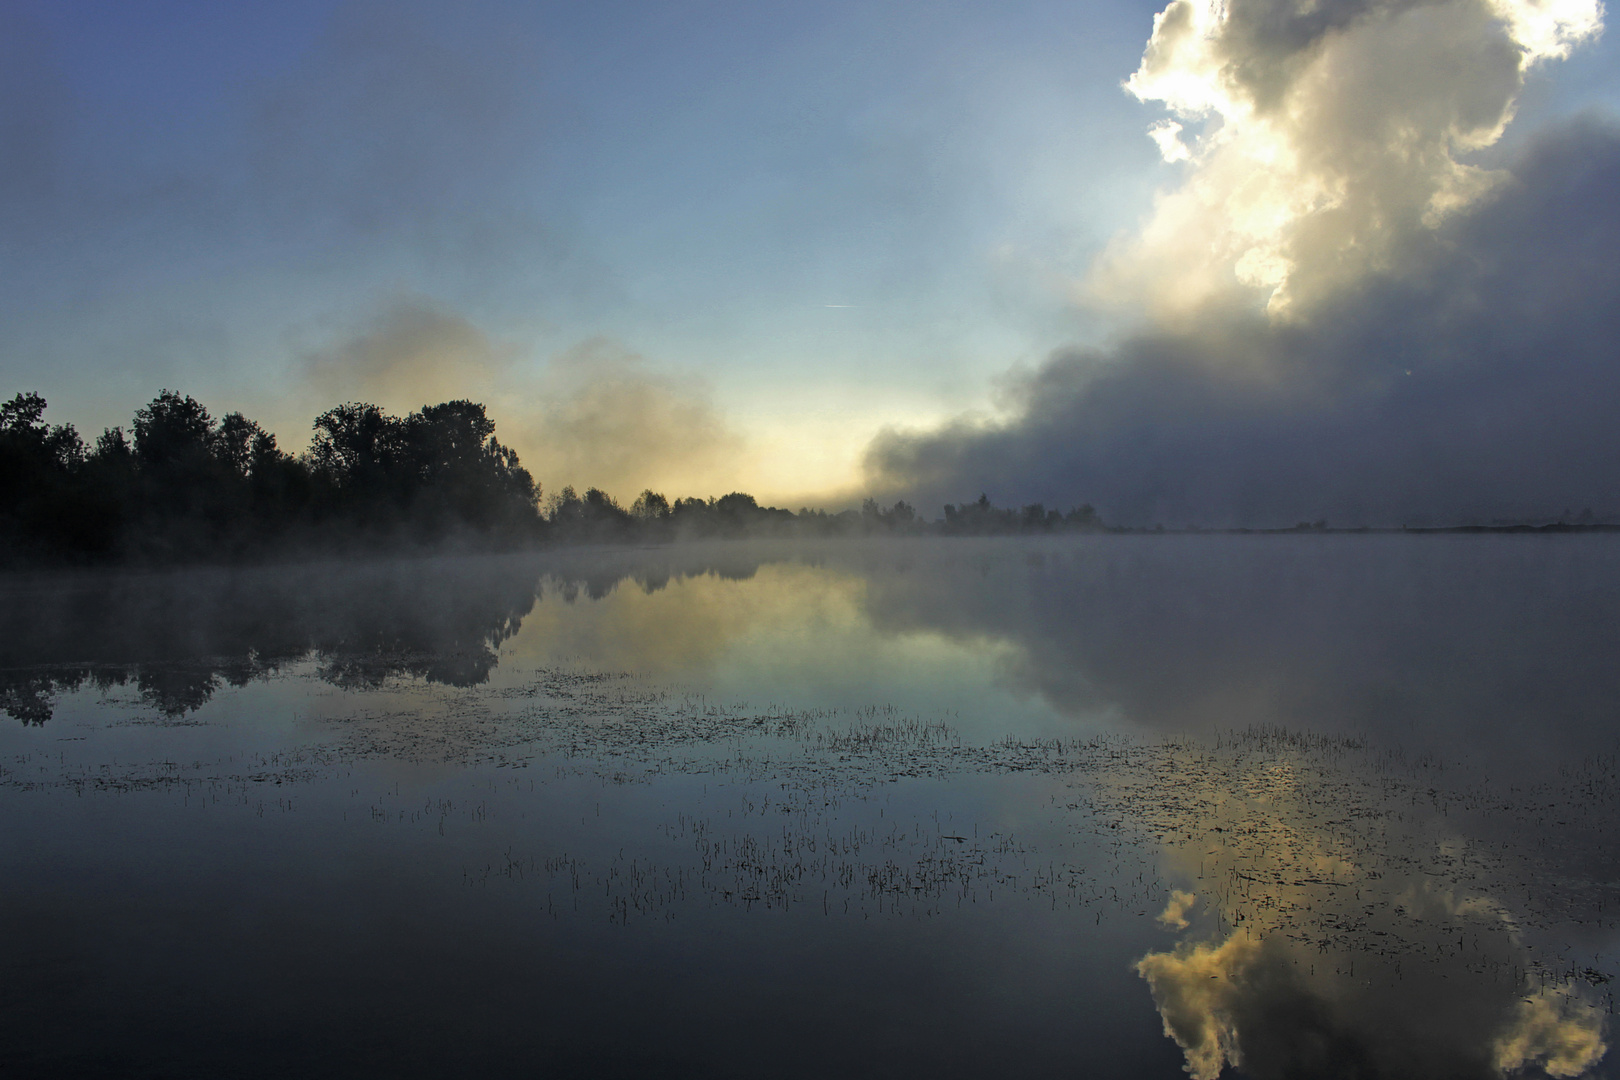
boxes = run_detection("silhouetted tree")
[631,489,670,520]
[133,391,214,470]
[861,498,920,533]
[1065,504,1100,530]
[304,399,539,542]
[309,402,408,513]
[940,493,1105,536]
[0,392,106,560]
[399,400,538,537]
[3,388,1125,564]
[0,390,540,563]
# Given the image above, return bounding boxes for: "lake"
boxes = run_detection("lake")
[3,535,1618,1079]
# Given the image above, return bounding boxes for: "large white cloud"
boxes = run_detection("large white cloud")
[866,120,1620,526]
[865,0,1620,531]
[1093,0,1603,318]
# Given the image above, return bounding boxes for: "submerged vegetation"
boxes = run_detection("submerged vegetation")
[4,515,1618,1074]
[6,639,1615,1077]
[0,391,1106,565]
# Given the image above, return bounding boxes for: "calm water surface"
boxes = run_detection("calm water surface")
[3,536,1619,1079]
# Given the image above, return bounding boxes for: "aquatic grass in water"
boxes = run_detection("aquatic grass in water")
[2,536,1618,1078]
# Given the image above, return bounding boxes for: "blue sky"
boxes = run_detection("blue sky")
[3,0,1619,511]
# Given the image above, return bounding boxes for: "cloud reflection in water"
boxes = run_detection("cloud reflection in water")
[1117,738,1611,1079]
[4,537,1619,1078]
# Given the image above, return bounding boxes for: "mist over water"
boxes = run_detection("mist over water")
[3,535,1619,1078]
[7,0,1619,1075]
[9,535,1617,760]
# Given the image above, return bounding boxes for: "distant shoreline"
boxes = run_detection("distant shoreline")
[1090,522,1620,536]
[10,389,1618,567]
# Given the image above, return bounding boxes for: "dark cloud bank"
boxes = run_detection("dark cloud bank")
[866,121,1620,528]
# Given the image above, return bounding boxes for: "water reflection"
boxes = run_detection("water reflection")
[11,536,1620,752]
[1140,932,1604,1079]
[0,546,819,722]
[852,535,1620,767]
[0,555,542,720]
[1098,730,1616,1079]
[3,537,1619,1077]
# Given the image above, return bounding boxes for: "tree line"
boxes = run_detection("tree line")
[0,390,539,563]
[0,390,1106,565]
[533,488,1104,541]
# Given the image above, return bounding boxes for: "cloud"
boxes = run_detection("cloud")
[1127,741,1610,1080]
[1098,0,1602,318]
[1134,928,1601,1080]
[300,296,515,412]
[1493,988,1608,1078]
[518,338,747,499]
[1157,888,1198,930]
[865,0,1614,527]
[1136,935,1263,1080]
[866,120,1620,526]
[296,307,745,500]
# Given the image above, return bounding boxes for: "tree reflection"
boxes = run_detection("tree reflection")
[0,545,793,723]
[0,557,543,721]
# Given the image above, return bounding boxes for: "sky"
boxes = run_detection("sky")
[3,0,1618,522]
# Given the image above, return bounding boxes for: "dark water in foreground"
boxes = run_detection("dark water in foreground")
[3,535,1619,1079]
